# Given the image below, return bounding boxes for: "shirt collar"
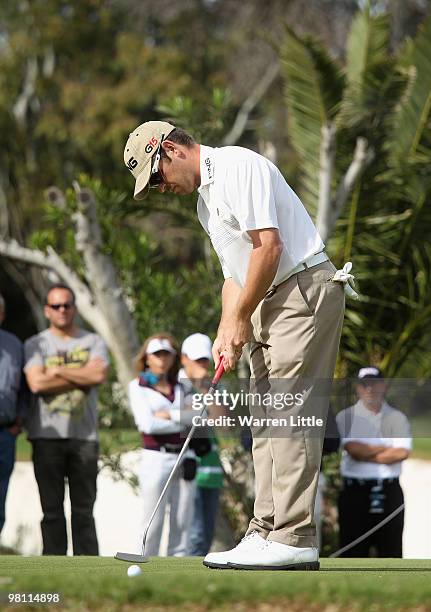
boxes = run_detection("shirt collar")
[198,145,215,191]
[178,367,188,380]
[355,399,389,417]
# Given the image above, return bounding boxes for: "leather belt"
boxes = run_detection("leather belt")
[343,477,399,487]
[144,444,183,454]
[266,252,329,298]
[286,251,329,278]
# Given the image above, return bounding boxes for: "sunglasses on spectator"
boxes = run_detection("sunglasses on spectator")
[148,135,166,189]
[46,302,75,311]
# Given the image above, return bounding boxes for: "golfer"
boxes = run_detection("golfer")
[124,121,348,570]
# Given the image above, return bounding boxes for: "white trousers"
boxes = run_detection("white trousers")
[138,449,196,556]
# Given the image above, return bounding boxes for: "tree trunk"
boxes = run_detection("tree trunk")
[72,183,140,386]
[316,123,337,242]
[317,136,374,243]
[0,183,140,390]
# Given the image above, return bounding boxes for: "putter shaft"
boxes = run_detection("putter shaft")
[115,360,225,563]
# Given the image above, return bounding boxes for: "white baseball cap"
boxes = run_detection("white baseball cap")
[124,120,175,200]
[146,338,176,355]
[181,333,212,361]
[357,366,383,380]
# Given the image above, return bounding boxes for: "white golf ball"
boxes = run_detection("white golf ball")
[127,564,142,577]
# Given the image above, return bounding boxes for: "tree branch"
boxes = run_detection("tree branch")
[334,137,374,218]
[72,182,127,300]
[13,57,38,127]
[71,182,140,384]
[1,182,140,388]
[0,238,99,325]
[42,46,55,78]
[222,61,280,146]
[316,123,337,242]
[46,186,67,210]
[317,136,375,242]
[0,177,9,239]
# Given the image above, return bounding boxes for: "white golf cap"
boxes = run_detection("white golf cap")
[357,366,383,380]
[146,338,176,355]
[181,333,213,361]
[124,120,175,200]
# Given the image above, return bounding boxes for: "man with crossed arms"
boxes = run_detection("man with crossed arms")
[123,121,349,570]
[336,366,411,557]
[24,284,108,555]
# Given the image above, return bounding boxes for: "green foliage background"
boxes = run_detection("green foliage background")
[1,0,431,557]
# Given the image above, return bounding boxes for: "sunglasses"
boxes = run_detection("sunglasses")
[46,302,75,311]
[148,135,166,190]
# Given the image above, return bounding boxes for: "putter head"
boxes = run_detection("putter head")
[115,552,150,563]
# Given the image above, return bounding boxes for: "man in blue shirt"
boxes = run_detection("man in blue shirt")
[0,292,25,534]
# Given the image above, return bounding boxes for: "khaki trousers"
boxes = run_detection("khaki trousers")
[246,261,345,547]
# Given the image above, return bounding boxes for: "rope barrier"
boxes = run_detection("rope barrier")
[329,503,405,558]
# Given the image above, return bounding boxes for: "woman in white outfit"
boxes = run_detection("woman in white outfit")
[128,333,196,557]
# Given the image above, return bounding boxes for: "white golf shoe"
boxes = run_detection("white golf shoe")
[203,530,267,569]
[227,539,319,571]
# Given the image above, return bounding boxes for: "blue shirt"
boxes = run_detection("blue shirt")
[0,329,24,424]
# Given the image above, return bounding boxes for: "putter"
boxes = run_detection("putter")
[115,359,226,563]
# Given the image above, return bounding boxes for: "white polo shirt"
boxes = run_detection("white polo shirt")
[336,400,412,479]
[197,145,325,287]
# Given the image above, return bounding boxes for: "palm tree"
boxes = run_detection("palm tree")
[280,6,431,377]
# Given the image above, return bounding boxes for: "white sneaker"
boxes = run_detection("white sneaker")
[203,531,267,569]
[227,540,319,571]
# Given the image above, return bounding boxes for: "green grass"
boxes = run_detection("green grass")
[409,438,431,460]
[409,417,431,459]
[1,557,431,611]
[15,428,431,461]
[15,435,31,461]
[15,429,141,462]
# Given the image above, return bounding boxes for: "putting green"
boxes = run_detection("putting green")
[1,556,430,611]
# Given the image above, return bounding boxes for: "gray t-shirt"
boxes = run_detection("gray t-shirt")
[0,329,24,424]
[24,328,108,440]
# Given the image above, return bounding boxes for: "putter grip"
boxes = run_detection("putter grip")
[211,360,225,386]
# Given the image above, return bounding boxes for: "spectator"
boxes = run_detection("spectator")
[180,333,224,556]
[24,284,109,555]
[336,366,411,557]
[128,333,196,556]
[0,292,26,536]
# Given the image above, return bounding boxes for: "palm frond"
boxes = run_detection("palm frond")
[388,15,431,161]
[345,9,389,85]
[280,25,344,218]
[338,9,393,130]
